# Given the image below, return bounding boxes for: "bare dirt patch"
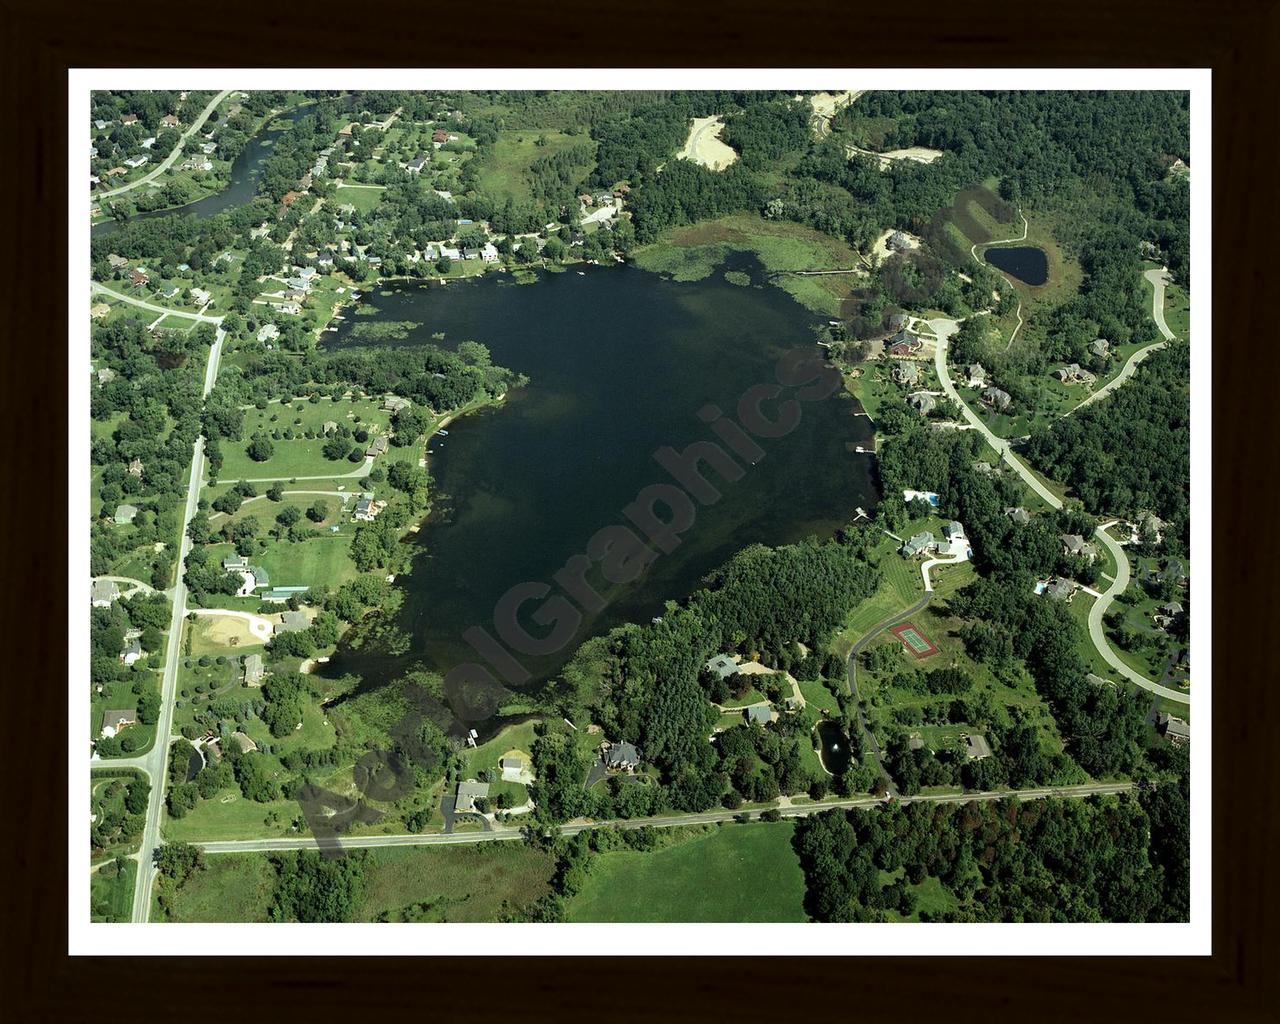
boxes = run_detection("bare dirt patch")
[677,116,738,171]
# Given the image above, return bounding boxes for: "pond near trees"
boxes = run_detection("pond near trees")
[318,255,880,731]
[982,245,1049,286]
[814,720,852,776]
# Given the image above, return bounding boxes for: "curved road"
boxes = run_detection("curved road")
[1088,523,1190,702]
[96,90,233,200]
[1075,268,1174,412]
[968,210,1028,352]
[91,282,222,324]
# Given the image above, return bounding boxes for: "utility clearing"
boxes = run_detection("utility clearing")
[677,116,738,171]
[847,144,944,170]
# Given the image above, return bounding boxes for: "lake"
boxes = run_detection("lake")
[92,104,313,239]
[320,255,879,728]
[982,245,1048,286]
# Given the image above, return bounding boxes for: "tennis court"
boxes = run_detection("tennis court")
[890,621,939,658]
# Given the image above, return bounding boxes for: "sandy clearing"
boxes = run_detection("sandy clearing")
[677,116,738,171]
[847,144,944,170]
[809,90,864,135]
[190,608,275,645]
[869,228,923,262]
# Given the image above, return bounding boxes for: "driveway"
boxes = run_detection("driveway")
[96,90,233,200]
[188,607,274,643]
[1074,269,1174,412]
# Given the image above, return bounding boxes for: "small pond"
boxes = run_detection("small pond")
[983,245,1049,286]
[815,720,852,776]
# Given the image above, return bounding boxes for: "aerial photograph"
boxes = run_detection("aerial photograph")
[84,84,1194,928]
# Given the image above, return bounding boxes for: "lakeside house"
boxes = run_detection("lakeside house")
[893,361,921,386]
[455,779,490,814]
[353,496,386,522]
[902,489,940,507]
[274,610,309,634]
[907,392,935,416]
[901,531,936,558]
[500,756,527,783]
[365,435,389,458]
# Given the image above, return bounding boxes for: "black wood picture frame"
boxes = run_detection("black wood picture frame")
[3,0,1275,1019]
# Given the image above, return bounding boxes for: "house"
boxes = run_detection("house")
[124,155,149,169]
[901,531,936,558]
[1086,673,1112,688]
[201,141,218,155]
[888,230,911,252]
[1135,510,1165,543]
[1054,363,1096,386]
[284,289,307,302]
[299,172,313,190]
[161,285,180,300]
[1156,712,1190,745]
[1044,578,1075,601]
[481,242,500,263]
[222,554,250,572]
[962,733,992,760]
[967,363,986,387]
[943,521,966,546]
[745,704,773,726]
[90,303,112,320]
[454,779,490,814]
[1162,558,1188,587]
[96,366,116,385]
[120,638,143,665]
[317,253,335,268]
[908,733,924,751]
[234,570,259,598]
[279,303,301,315]
[91,579,120,607]
[161,114,179,127]
[887,331,921,356]
[107,253,130,269]
[353,497,386,522]
[1061,534,1098,561]
[100,708,137,738]
[128,457,144,477]
[382,395,412,413]
[129,268,149,288]
[141,137,157,150]
[365,435,389,458]
[114,504,139,525]
[981,386,1011,412]
[243,653,265,686]
[604,741,640,771]
[281,190,302,207]
[887,312,909,330]
[461,246,480,260]
[121,113,138,125]
[907,392,935,416]
[249,566,270,591]
[274,610,310,634]
[406,155,428,173]
[432,129,449,144]
[500,756,527,783]
[257,324,280,343]
[261,587,310,603]
[705,654,738,681]
[322,420,339,434]
[893,361,921,386]
[1090,338,1110,359]
[94,119,110,130]
[1005,506,1031,526]
[578,192,594,206]
[902,489,940,507]
[189,288,211,306]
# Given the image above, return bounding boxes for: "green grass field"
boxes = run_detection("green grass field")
[354,842,556,922]
[90,859,137,922]
[565,821,808,922]
[330,184,385,214]
[159,853,276,922]
[475,129,595,204]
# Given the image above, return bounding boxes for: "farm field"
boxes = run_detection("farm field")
[565,822,808,922]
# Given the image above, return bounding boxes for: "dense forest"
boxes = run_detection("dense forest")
[1024,343,1191,544]
[794,781,1189,922]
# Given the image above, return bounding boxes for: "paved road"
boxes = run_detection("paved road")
[129,321,225,923]
[843,594,933,796]
[1088,523,1191,703]
[91,282,222,324]
[1074,269,1174,412]
[194,781,1134,855]
[929,317,1063,509]
[96,90,233,200]
[217,458,372,485]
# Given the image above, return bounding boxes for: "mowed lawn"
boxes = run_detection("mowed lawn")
[90,859,137,923]
[565,822,808,923]
[353,843,556,922]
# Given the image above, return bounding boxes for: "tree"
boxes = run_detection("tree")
[247,433,275,463]
[267,482,285,502]
[306,500,329,523]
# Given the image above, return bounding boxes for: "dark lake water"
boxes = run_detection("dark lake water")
[92,104,312,239]
[815,720,852,775]
[982,245,1048,286]
[319,256,879,722]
